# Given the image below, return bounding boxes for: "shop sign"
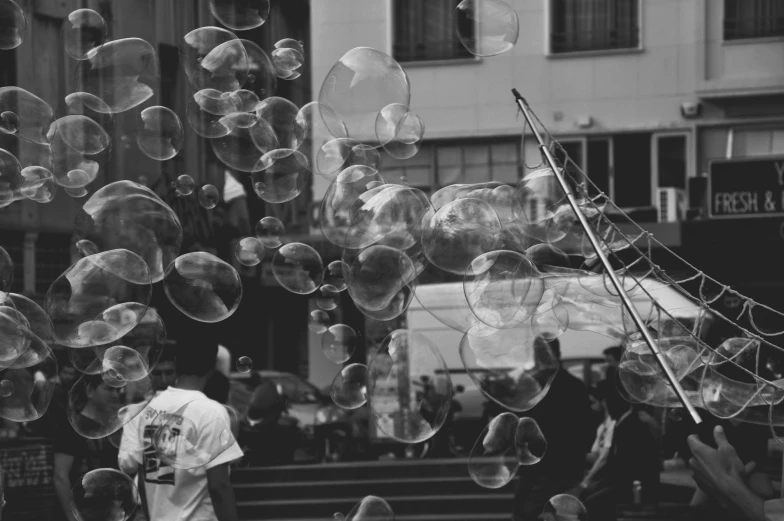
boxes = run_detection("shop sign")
[0,442,52,488]
[709,156,784,218]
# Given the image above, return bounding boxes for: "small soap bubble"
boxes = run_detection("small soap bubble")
[198,184,220,209]
[209,0,270,31]
[668,408,684,422]
[0,0,27,50]
[255,216,284,248]
[163,252,243,323]
[235,237,265,266]
[174,174,195,196]
[0,380,13,398]
[323,261,348,292]
[272,47,304,77]
[515,417,547,465]
[542,494,588,521]
[322,324,356,364]
[330,363,368,409]
[316,285,340,311]
[136,106,184,161]
[251,148,310,204]
[271,242,323,295]
[63,9,106,60]
[308,309,330,334]
[70,468,139,521]
[468,412,520,489]
[0,111,18,133]
[455,0,519,57]
[237,356,253,373]
[274,38,304,54]
[20,166,57,203]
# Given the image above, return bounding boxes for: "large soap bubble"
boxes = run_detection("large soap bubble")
[319,47,410,147]
[44,250,152,348]
[239,39,277,99]
[163,252,243,323]
[459,327,559,412]
[209,0,270,31]
[367,329,452,443]
[421,198,503,275]
[70,468,139,521]
[271,242,323,295]
[455,0,519,57]
[179,27,248,93]
[136,106,184,161]
[0,0,26,50]
[63,9,107,60]
[468,412,520,489]
[0,87,55,144]
[74,181,183,283]
[73,38,159,113]
[346,245,417,312]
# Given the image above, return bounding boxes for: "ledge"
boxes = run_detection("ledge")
[399,57,482,68]
[546,47,644,60]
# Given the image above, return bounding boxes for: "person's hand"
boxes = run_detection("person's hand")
[688,425,764,520]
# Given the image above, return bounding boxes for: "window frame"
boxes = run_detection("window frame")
[545,0,644,57]
[651,131,693,199]
[390,0,478,64]
[722,0,784,42]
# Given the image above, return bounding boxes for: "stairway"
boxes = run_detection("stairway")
[232,458,515,521]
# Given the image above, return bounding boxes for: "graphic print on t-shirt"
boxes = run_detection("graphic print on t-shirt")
[141,409,189,486]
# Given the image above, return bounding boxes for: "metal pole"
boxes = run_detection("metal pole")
[512,89,703,425]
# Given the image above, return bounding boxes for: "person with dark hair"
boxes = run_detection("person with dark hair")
[204,371,230,404]
[53,374,123,521]
[119,335,243,521]
[512,337,595,521]
[149,347,177,396]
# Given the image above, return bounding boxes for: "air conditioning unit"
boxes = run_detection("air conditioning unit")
[656,187,687,223]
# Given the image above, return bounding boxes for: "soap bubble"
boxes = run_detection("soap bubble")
[320,166,385,247]
[292,102,348,156]
[532,298,570,340]
[515,417,546,465]
[275,38,304,54]
[174,174,195,196]
[44,250,152,348]
[209,0,270,31]
[74,181,183,283]
[239,39,277,99]
[330,363,368,409]
[346,245,417,312]
[526,243,571,270]
[70,468,139,521]
[198,184,220,209]
[237,356,253,373]
[235,237,265,266]
[251,149,310,203]
[68,375,151,438]
[271,242,323,295]
[101,346,152,387]
[0,87,55,144]
[468,412,519,488]
[255,96,300,148]
[319,47,410,147]
[228,88,262,112]
[344,496,394,521]
[618,359,660,403]
[375,103,425,160]
[0,380,13,398]
[20,166,56,202]
[211,113,277,172]
[63,9,106,60]
[315,138,359,179]
[0,247,12,296]
[136,106,184,161]
[323,261,348,292]
[542,494,588,521]
[355,284,415,322]
[308,309,331,334]
[255,216,284,248]
[367,329,452,443]
[316,285,340,311]
[421,198,503,275]
[153,399,235,469]
[73,38,159,113]
[459,328,559,412]
[50,115,111,155]
[0,344,56,421]
[163,252,243,323]
[272,47,304,77]
[179,27,248,93]
[463,250,545,329]
[0,0,26,50]
[322,324,356,364]
[0,148,21,207]
[65,186,89,198]
[186,89,238,138]
[455,0,519,57]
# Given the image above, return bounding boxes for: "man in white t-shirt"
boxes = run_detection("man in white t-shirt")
[118,337,243,521]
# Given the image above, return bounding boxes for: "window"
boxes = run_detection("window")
[435,141,521,187]
[550,0,640,54]
[724,0,784,40]
[393,0,473,62]
[654,134,688,189]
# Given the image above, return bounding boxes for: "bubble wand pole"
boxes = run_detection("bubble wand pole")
[512,88,702,425]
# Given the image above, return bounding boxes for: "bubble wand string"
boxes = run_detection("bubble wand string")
[511,88,703,425]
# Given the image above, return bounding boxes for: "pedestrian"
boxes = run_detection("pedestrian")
[688,425,780,520]
[512,337,594,521]
[148,347,177,396]
[118,332,243,521]
[53,374,123,521]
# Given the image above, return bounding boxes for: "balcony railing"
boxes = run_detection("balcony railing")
[724,0,784,40]
[550,0,639,54]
